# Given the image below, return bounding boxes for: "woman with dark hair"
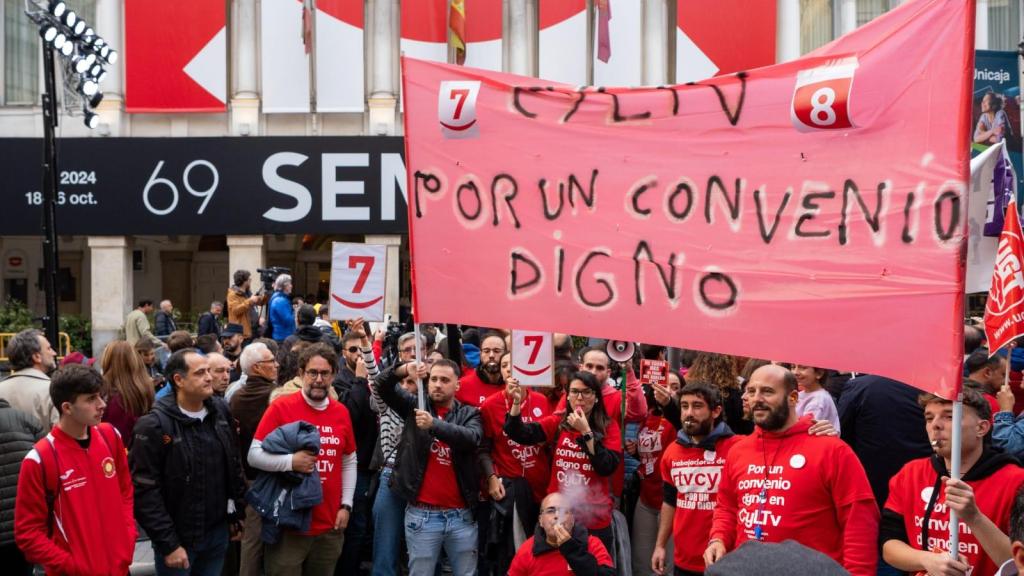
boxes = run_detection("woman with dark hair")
[975,91,1010,144]
[504,371,622,555]
[686,352,752,435]
[100,340,155,442]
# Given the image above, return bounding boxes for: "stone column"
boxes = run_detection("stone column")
[368,0,397,135]
[976,0,989,50]
[94,0,124,134]
[227,236,266,282]
[507,0,531,76]
[776,0,801,62]
[838,0,857,35]
[88,236,131,358]
[364,234,402,319]
[642,0,668,86]
[231,0,260,135]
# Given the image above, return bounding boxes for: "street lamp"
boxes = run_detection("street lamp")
[24,0,114,346]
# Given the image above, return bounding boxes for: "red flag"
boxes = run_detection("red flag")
[985,198,1024,355]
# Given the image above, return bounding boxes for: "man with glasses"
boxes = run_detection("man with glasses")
[249,343,358,575]
[131,349,248,575]
[458,332,507,408]
[229,342,280,576]
[333,319,381,573]
[508,492,615,575]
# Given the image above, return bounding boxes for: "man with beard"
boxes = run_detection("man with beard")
[375,359,483,576]
[457,332,507,407]
[332,320,380,574]
[652,382,740,576]
[704,365,878,576]
[249,343,358,574]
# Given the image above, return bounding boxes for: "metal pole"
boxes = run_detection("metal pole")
[40,42,60,348]
[415,323,426,411]
[948,395,963,557]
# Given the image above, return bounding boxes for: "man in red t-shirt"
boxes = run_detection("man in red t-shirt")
[652,382,740,576]
[705,365,879,576]
[882,389,1024,576]
[458,332,507,408]
[508,491,615,575]
[249,343,358,575]
[376,358,483,576]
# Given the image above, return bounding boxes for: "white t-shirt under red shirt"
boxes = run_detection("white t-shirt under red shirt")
[254,392,356,536]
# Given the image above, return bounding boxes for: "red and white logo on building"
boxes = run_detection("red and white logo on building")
[438,81,481,139]
[791,57,858,132]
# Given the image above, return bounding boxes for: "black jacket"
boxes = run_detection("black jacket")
[284,325,340,353]
[130,394,246,556]
[334,367,379,475]
[375,364,482,509]
[0,399,43,545]
[197,312,221,337]
[154,310,176,337]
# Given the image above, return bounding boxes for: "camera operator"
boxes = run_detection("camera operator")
[227,270,267,342]
[268,273,296,343]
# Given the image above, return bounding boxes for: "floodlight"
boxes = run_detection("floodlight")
[48,1,67,18]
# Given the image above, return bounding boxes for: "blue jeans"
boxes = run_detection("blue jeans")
[154,524,229,576]
[404,506,477,576]
[371,466,407,576]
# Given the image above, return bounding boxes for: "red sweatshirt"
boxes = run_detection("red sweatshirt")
[457,367,505,408]
[710,417,879,576]
[507,533,614,575]
[15,424,137,576]
[661,429,741,572]
[480,389,553,502]
[636,413,676,509]
[540,415,622,530]
[884,453,1024,576]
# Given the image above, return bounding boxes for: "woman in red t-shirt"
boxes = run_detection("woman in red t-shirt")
[504,371,622,557]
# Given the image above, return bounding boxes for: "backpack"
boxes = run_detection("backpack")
[34,424,118,537]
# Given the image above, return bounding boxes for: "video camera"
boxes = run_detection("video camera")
[256,266,291,294]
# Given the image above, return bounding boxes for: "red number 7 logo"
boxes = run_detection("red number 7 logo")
[450,89,470,120]
[349,256,374,294]
[524,335,543,364]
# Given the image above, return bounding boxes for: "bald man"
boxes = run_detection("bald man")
[508,492,614,575]
[706,365,879,576]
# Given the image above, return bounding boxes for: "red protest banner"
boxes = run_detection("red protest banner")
[985,198,1024,354]
[402,0,974,399]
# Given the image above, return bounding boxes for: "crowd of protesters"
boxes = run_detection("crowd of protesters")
[4,273,1024,576]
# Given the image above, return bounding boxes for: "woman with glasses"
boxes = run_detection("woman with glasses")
[100,340,156,444]
[504,371,622,557]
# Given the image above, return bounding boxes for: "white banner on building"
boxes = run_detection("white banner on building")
[539,0,587,86]
[592,0,642,87]
[967,142,1011,294]
[261,0,311,113]
[316,1,365,112]
[330,243,388,322]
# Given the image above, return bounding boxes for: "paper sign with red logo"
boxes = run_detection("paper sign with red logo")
[985,198,1024,354]
[791,57,858,132]
[329,243,387,322]
[640,359,669,388]
[511,330,554,387]
[438,81,481,139]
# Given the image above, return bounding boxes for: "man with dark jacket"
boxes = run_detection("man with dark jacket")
[229,341,279,576]
[130,348,247,575]
[333,324,380,574]
[284,304,340,353]
[375,359,483,576]
[508,491,615,575]
[155,299,178,339]
[197,301,224,337]
[0,399,43,574]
